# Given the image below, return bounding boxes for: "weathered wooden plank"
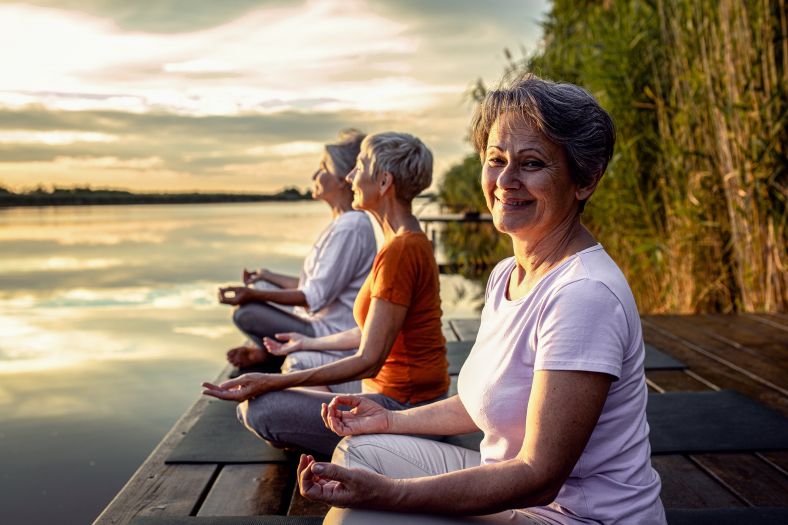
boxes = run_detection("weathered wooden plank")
[652,455,745,508]
[645,370,711,392]
[286,483,331,516]
[641,321,788,417]
[647,316,788,393]
[758,451,788,474]
[707,314,788,351]
[646,345,788,509]
[449,318,480,342]
[748,313,788,331]
[93,393,219,524]
[689,453,788,507]
[197,463,291,516]
[689,314,788,368]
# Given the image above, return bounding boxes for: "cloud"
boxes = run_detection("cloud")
[0,0,547,191]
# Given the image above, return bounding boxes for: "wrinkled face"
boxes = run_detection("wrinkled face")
[482,112,582,242]
[345,153,378,211]
[311,152,347,202]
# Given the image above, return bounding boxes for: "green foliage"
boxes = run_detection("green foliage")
[438,0,787,313]
[438,154,486,213]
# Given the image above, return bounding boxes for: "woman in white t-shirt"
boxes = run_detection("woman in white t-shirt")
[217,130,377,387]
[296,75,667,524]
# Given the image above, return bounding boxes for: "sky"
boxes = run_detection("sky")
[0,0,548,193]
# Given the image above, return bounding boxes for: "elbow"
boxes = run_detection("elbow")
[510,461,565,508]
[353,351,386,379]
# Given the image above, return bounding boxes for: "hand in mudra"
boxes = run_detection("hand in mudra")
[297,453,391,508]
[217,286,253,306]
[263,332,309,356]
[321,395,392,437]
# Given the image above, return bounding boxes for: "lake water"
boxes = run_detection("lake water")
[0,201,482,525]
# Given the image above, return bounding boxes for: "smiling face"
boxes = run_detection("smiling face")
[310,151,347,202]
[482,112,587,243]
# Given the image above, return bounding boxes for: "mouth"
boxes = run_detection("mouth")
[495,195,534,209]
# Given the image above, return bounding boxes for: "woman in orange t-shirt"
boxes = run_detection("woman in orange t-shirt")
[202,131,449,456]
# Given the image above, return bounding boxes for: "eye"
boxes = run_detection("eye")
[487,155,505,167]
[522,159,545,169]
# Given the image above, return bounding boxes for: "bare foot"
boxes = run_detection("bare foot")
[226,345,267,367]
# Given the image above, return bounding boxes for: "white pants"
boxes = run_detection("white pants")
[324,435,557,525]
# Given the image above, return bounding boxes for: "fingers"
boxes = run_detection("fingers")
[321,402,329,427]
[274,332,293,341]
[328,394,363,410]
[262,337,280,351]
[311,462,350,483]
[298,454,323,500]
[201,382,225,392]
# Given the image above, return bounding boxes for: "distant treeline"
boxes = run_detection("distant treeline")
[440,0,787,314]
[0,186,311,207]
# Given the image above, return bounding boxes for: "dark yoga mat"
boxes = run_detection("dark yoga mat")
[131,517,323,525]
[447,340,474,375]
[666,507,788,525]
[444,390,788,454]
[648,390,788,454]
[446,341,684,375]
[644,344,685,370]
[166,400,287,464]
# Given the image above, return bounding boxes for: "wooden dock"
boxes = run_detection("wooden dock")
[94,314,788,524]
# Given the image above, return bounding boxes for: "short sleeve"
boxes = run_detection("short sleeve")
[369,237,418,307]
[300,218,376,313]
[535,279,627,379]
[485,258,514,302]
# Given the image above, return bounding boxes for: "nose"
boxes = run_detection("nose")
[345,168,356,185]
[496,161,520,190]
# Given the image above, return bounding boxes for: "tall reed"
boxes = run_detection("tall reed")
[441,0,787,313]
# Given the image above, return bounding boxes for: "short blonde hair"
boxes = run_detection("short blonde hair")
[361,132,433,202]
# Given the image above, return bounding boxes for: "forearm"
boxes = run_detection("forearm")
[388,395,478,436]
[248,288,308,307]
[277,352,377,388]
[386,459,558,515]
[260,269,299,289]
[304,328,362,351]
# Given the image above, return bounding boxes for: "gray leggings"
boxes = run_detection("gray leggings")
[237,389,444,457]
[232,302,316,348]
[233,302,360,391]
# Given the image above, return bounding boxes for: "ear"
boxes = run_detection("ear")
[378,171,395,196]
[575,172,601,201]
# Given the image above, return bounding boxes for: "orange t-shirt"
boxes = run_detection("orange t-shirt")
[353,231,449,404]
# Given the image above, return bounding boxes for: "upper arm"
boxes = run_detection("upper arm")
[518,370,612,495]
[357,298,408,371]
[518,280,628,495]
[301,225,374,312]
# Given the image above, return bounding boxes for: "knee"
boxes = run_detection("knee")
[237,391,290,443]
[332,435,389,471]
[232,306,256,332]
[282,351,320,373]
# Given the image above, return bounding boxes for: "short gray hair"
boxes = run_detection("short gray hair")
[471,73,615,190]
[325,129,365,177]
[361,132,433,202]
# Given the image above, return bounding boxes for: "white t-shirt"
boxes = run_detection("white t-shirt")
[458,245,666,525]
[294,210,377,337]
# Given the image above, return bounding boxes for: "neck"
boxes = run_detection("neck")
[369,196,421,240]
[510,215,595,286]
[326,192,353,219]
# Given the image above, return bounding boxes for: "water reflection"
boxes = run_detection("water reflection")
[0,201,481,524]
